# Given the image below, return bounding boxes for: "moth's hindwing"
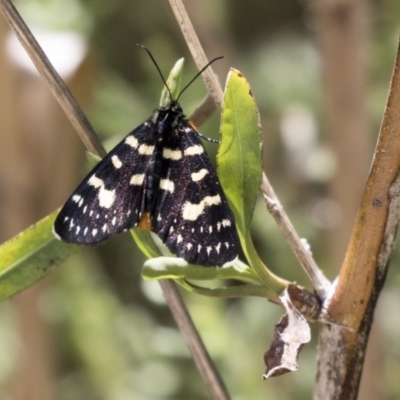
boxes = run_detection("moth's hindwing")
[53,120,155,244]
[151,118,238,267]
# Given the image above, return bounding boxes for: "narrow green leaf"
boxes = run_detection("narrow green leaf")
[159,58,184,106]
[178,280,278,299]
[218,68,262,238]
[130,229,160,259]
[0,211,76,303]
[142,257,260,284]
[219,69,287,294]
[143,258,277,299]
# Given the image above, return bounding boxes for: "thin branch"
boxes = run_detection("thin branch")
[0,0,225,397]
[168,0,224,110]
[261,175,330,299]
[159,280,231,400]
[189,93,216,127]
[169,0,330,300]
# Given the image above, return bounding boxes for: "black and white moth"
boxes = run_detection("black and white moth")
[53,49,239,267]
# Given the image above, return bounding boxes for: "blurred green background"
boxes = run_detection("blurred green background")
[0,0,400,399]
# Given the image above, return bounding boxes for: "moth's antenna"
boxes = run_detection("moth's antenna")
[138,44,223,103]
[137,44,173,101]
[177,56,224,102]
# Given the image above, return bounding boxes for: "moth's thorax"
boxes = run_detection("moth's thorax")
[151,101,187,137]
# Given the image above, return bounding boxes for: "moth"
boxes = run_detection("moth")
[53,46,239,267]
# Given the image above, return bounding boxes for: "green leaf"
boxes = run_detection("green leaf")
[218,68,262,239]
[130,229,160,259]
[159,58,184,106]
[142,258,278,299]
[0,211,77,303]
[178,280,277,299]
[142,257,259,283]
[219,69,287,294]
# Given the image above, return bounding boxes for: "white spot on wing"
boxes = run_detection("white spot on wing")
[72,194,82,203]
[83,205,87,214]
[182,195,221,221]
[191,169,209,182]
[112,216,116,226]
[222,219,231,227]
[111,155,123,169]
[177,234,183,243]
[215,243,221,254]
[138,144,155,155]
[209,225,213,233]
[102,224,107,232]
[130,174,145,185]
[198,244,202,252]
[98,187,116,208]
[187,243,193,250]
[163,148,182,160]
[88,174,116,208]
[184,145,204,156]
[207,246,212,255]
[88,175,103,188]
[76,226,80,235]
[92,229,98,236]
[160,179,175,193]
[125,136,139,148]
[84,227,88,236]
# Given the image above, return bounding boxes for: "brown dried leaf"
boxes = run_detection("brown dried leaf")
[263,289,311,378]
[287,283,322,321]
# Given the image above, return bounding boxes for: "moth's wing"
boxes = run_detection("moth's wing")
[53,121,155,245]
[152,121,239,266]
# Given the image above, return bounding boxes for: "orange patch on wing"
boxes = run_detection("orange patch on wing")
[138,212,152,230]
